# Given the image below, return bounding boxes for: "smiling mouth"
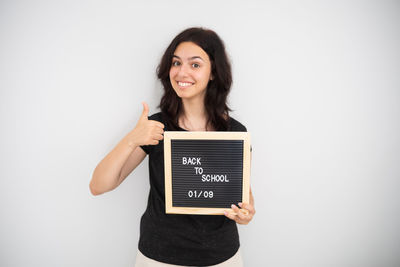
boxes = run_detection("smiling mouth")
[177,81,194,88]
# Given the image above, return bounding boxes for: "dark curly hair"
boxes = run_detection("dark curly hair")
[157,27,233,131]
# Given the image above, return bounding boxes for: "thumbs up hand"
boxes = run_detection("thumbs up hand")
[129,102,165,147]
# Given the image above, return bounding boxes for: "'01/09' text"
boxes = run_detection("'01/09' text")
[187,190,214,198]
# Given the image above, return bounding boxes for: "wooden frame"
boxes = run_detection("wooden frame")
[164,131,251,215]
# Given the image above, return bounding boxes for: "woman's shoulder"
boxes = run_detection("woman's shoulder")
[228,116,247,132]
[148,112,164,122]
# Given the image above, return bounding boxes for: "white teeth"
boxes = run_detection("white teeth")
[178,82,193,86]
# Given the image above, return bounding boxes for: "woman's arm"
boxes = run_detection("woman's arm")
[89,102,164,196]
[89,133,146,196]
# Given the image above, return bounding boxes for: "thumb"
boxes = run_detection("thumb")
[140,102,149,120]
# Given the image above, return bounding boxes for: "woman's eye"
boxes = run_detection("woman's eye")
[172,61,180,66]
[192,63,200,68]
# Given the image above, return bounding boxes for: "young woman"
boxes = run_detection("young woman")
[90,27,255,267]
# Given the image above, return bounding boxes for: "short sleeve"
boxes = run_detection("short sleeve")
[229,117,252,152]
[229,117,247,132]
[140,144,151,154]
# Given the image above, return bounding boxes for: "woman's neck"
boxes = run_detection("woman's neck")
[180,98,211,131]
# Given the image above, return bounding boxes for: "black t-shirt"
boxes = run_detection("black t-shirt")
[139,112,247,266]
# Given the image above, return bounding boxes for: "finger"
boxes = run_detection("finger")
[224,210,238,222]
[249,188,255,206]
[155,129,164,136]
[152,127,164,135]
[239,202,255,215]
[232,205,247,221]
[241,212,252,222]
[236,203,249,216]
[150,140,159,145]
[140,102,149,120]
[153,133,164,140]
[231,204,244,217]
[149,120,165,129]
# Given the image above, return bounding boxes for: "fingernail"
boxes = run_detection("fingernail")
[224,211,228,215]
[231,204,235,208]
[238,202,243,207]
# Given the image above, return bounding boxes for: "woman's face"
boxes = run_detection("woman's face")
[169,42,213,102]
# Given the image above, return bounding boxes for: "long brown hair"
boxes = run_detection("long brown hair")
[157,27,233,131]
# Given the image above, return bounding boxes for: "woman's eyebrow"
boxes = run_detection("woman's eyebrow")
[173,55,205,62]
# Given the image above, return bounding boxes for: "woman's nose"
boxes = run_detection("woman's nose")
[177,63,190,77]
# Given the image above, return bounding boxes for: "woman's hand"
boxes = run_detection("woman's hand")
[128,102,165,148]
[224,188,255,225]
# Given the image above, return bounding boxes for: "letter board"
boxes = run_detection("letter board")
[164,131,251,215]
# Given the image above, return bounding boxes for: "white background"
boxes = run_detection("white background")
[1,0,399,266]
